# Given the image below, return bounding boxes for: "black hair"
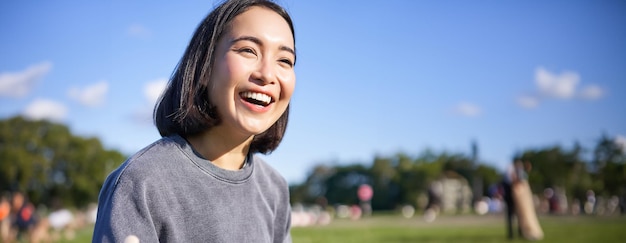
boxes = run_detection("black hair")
[154,0,295,154]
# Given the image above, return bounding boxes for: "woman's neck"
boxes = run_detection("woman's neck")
[186,128,253,171]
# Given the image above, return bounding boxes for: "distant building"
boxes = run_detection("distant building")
[431,171,473,214]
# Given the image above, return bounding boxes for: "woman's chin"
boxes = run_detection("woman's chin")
[240,123,272,136]
[230,114,278,136]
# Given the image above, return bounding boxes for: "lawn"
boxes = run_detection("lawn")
[63,213,625,242]
[291,214,626,243]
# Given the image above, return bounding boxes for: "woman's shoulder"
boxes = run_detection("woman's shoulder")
[128,136,183,163]
[251,155,288,187]
[109,136,186,184]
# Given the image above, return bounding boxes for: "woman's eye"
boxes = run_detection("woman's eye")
[279,59,293,67]
[237,48,256,55]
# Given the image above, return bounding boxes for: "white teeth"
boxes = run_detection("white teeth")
[241,91,272,105]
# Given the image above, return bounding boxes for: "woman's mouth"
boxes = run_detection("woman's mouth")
[240,91,273,107]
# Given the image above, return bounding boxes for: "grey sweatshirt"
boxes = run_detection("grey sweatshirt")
[92,135,292,243]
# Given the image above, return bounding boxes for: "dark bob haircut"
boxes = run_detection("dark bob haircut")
[154,0,296,154]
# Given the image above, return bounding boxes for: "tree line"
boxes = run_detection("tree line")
[0,116,125,209]
[290,136,625,212]
[1,116,624,212]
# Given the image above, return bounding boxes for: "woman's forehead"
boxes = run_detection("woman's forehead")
[227,7,294,47]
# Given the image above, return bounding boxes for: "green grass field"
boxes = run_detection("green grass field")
[292,214,626,243]
[61,214,625,242]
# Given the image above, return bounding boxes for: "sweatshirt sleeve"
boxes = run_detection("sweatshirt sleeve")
[92,164,159,243]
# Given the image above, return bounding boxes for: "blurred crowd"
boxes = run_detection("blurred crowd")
[0,191,97,243]
[289,183,626,228]
[484,186,626,217]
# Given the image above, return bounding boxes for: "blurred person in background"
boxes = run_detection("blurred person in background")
[10,191,39,242]
[0,192,11,242]
[501,159,529,240]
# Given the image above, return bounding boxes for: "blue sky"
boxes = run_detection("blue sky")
[1,1,625,184]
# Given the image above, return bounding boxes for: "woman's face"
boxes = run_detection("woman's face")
[209,6,295,137]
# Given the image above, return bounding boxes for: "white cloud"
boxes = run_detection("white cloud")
[127,23,151,38]
[516,95,540,109]
[68,81,109,107]
[615,135,626,153]
[0,62,52,98]
[517,67,605,109]
[453,102,482,117]
[23,98,68,121]
[579,85,604,100]
[132,78,168,125]
[144,78,167,105]
[535,67,579,99]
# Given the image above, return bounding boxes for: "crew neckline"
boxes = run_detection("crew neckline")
[169,134,254,184]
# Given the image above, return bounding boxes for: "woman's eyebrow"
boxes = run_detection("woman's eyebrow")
[279,46,295,57]
[231,36,295,56]
[231,36,261,45]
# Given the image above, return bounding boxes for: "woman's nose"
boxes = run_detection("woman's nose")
[251,59,276,85]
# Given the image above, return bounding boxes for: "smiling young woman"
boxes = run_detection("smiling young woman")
[194,5,296,170]
[93,1,297,242]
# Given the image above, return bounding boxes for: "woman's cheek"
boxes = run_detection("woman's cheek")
[280,72,296,99]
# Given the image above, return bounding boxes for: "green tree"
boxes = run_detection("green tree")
[370,156,399,210]
[323,164,371,206]
[289,164,335,205]
[519,143,597,202]
[520,146,570,193]
[394,152,430,208]
[593,134,626,196]
[0,116,125,208]
[289,148,503,212]
[473,164,501,197]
